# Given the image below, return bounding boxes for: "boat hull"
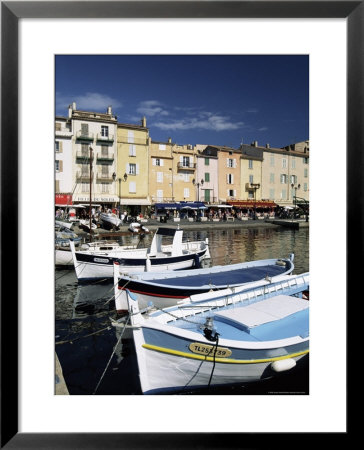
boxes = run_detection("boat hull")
[134,330,308,394]
[73,249,207,281]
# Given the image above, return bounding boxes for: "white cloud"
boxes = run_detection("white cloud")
[137,100,169,117]
[154,113,245,132]
[56,92,122,113]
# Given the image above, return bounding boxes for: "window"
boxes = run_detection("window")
[304,183,308,192]
[303,157,308,164]
[159,144,166,150]
[183,173,189,182]
[129,163,136,175]
[280,174,287,184]
[101,145,108,158]
[269,188,275,200]
[55,160,60,171]
[81,163,89,176]
[248,160,253,169]
[101,165,109,178]
[101,126,109,137]
[183,188,190,198]
[81,183,88,193]
[291,157,296,169]
[127,130,134,143]
[228,189,236,197]
[182,156,190,167]
[282,158,287,168]
[227,158,234,168]
[129,145,136,156]
[204,189,210,202]
[227,173,234,184]
[205,158,209,166]
[304,168,308,178]
[81,123,89,136]
[81,143,89,156]
[101,182,109,193]
[281,189,287,199]
[156,190,163,200]
[55,141,60,152]
[55,122,61,131]
[270,155,275,167]
[249,175,254,184]
[157,172,163,183]
[248,191,254,199]
[204,173,210,182]
[129,182,136,193]
[154,158,164,166]
[269,173,274,183]
[290,175,297,184]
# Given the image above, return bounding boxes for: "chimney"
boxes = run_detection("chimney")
[141,116,147,127]
[251,140,258,147]
[107,105,112,115]
[68,102,76,118]
[266,143,270,148]
[168,137,172,144]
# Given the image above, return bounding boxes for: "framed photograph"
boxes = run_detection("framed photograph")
[2,0,358,447]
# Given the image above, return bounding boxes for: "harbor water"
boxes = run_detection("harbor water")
[55,226,309,395]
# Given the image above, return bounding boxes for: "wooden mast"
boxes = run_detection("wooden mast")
[89,146,93,240]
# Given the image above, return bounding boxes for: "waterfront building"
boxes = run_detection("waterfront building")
[240,145,263,201]
[196,146,219,203]
[149,138,174,203]
[241,140,309,207]
[68,102,119,208]
[117,117,151,216]
[172,143,197,202]
[203,145,241,204]
[55,116,73,206]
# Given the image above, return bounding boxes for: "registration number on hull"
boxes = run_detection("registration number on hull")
[189,342,232,358]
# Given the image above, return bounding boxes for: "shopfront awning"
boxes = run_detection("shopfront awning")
[227,200,277,208]
[121,199,152,206]
[154,201,206,210]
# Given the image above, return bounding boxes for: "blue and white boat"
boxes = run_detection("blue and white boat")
[70,227,209,281]
[114,254,294,311]
[124,272,309,394]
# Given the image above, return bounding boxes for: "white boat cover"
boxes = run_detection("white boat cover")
[215,294,308,330]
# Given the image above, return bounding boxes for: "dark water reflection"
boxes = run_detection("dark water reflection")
[55,227,309,395]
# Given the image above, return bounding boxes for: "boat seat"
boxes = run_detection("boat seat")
[214,295,308,333]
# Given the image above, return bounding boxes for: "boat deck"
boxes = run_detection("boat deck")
[142,263,289,288]
[167,295,309,342]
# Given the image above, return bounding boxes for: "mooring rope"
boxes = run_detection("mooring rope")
[92,313,131,395]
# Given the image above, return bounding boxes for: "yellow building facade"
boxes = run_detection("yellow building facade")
[117,117,151,215]
[149,139,174,203]
[172,144,197,202]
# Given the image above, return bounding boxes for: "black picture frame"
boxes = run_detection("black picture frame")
[1,1,357,447]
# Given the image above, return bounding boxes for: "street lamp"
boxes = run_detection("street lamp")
[291,183,301,219]
[192,178,204,202]
[250,183,260,220]
[112,172,128,208]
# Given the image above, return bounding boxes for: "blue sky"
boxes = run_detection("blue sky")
[55,55,308,149]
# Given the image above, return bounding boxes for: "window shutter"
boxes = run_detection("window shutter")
[126,163,130,174]
[160,159,164,166]
[152,158,156,166]
[180,156,183,163]
[231,174,234,184]
[233,159,236,168]
[59,142,63,153]
[226,174,229,183]
[226,158,229,167]
[55,180,60,192]
[59,160,63,172]
[136,164,140,175]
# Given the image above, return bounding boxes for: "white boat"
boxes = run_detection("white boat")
[113,254,294,311]
[99,212,122,229]
[55,219,74,230]
[69,227,209,281]
[123,272,309,394]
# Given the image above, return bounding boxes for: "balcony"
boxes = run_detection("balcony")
[201,196,217,203]
[76,130,94,141]
[96,173,115,183]
[96,133,114,143]
[96,152,114,163]
[76,151,93,162]
[55,127,72,138]
[177,162,196,171]
[76,171,93,182]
